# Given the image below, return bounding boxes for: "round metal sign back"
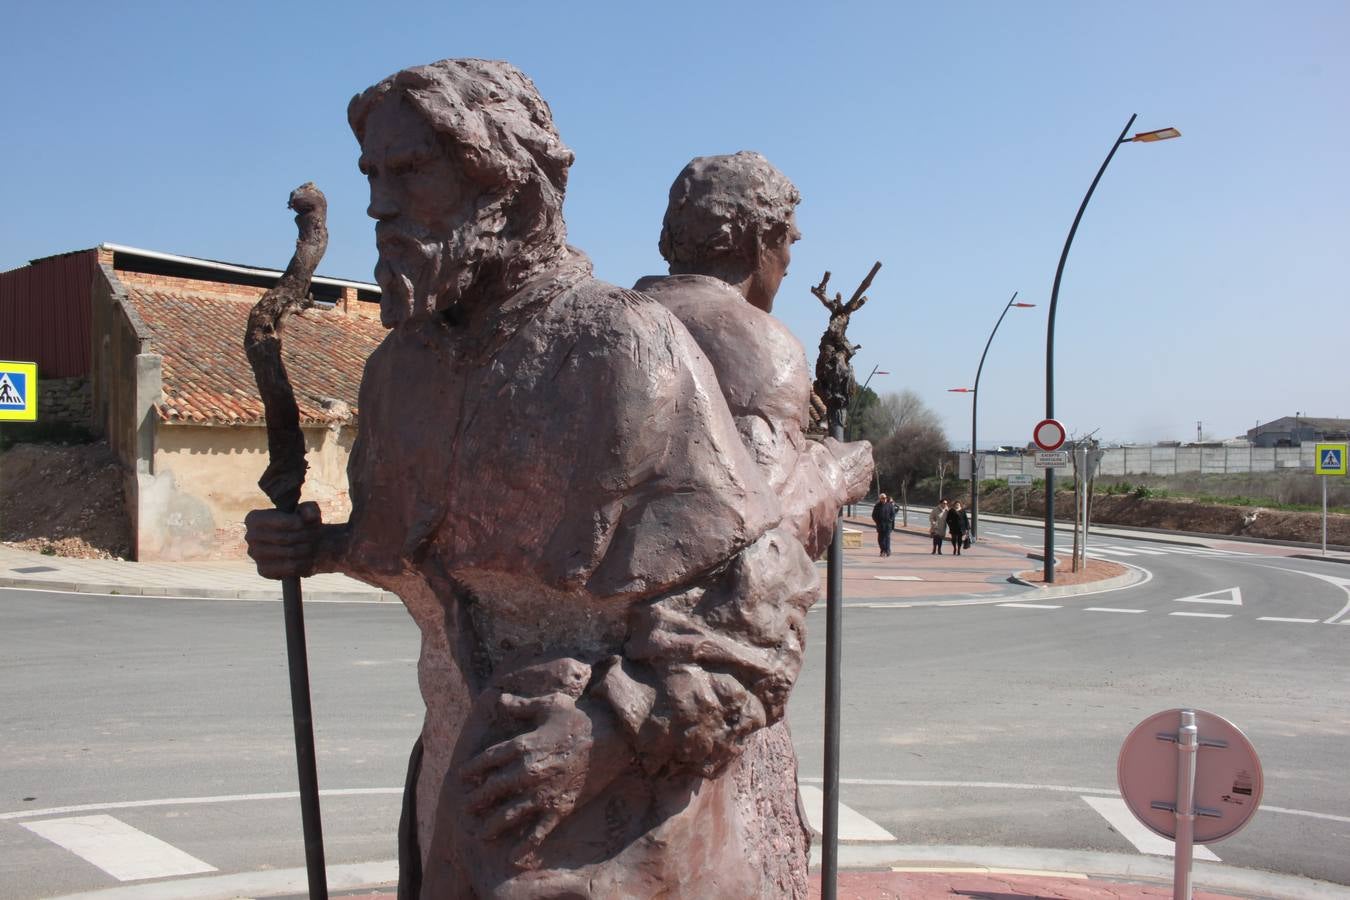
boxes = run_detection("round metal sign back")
[1032,418,1066,451]
[1117,708,1263,844]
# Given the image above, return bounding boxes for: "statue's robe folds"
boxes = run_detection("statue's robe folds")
[342,255,818,898]
[633,273,874,897]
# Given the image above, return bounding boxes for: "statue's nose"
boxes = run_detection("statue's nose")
[367,182,400,221]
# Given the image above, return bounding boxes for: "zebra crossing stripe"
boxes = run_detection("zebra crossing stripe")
[1080,797,1220,861]
[798,786,896,841]
[21,814,216,881]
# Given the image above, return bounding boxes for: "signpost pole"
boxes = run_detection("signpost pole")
[1173,709,1199,900]
[1323,476,1328,557]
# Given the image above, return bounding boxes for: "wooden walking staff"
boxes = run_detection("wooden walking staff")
[244,182,330,899]
[811,261,880,900]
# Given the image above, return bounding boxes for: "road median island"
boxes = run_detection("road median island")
[1010,555,1148,598]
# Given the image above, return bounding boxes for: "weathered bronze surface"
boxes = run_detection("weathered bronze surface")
[635,151,873,896]
[247,61,868,898]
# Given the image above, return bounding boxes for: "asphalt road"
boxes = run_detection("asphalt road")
[1,522,1347,897]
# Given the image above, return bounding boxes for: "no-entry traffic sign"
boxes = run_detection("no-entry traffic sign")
[1032,418,1066,452]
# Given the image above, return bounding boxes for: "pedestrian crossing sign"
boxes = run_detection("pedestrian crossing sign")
[1315,443,1347,476]
[0,361,38,422]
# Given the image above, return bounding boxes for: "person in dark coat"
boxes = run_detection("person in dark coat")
[871,493,898,556]
[946,500,970,555]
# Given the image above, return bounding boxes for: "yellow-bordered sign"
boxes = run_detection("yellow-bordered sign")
[1315,442,1347,476]
[0,361,37,422]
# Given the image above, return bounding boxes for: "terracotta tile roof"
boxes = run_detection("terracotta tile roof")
[125,286,387,426]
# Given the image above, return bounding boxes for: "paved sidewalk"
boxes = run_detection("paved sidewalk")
[2,524,1056,606]
[2,516,1135,606]
[290,869,1252,900]
[0,544,394,602]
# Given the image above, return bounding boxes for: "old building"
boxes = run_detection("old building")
[1,244,386,560]
[1247,416,1350,448]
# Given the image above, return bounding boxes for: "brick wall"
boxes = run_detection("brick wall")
[115,270,266,303]
[38,377,92,425]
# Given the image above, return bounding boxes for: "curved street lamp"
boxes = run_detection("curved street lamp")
[849,365,889,507]
[1042,117,1180,582]
[951,292,1036,542]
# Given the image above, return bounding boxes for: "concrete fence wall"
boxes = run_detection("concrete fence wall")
[979,444,1319,477]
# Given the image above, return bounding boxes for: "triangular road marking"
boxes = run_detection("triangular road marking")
[1174,587,1242,606]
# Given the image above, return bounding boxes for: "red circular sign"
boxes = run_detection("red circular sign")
[1033,419,1066,451]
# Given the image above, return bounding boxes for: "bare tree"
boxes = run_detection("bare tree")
[872,391,948,525]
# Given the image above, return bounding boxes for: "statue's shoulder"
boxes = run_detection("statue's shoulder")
[546,274,694,347]
[635,274,801,349]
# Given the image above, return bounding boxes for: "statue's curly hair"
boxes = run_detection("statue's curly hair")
[659,151,800,269]
[349,58,573,262]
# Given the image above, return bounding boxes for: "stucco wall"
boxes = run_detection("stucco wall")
[144,422,355,560]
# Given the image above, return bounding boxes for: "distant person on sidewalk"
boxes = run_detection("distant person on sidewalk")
[947,500,970,555]
[929,499,949,554]
[871,493,898,556]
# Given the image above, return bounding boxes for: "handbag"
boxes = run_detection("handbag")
[963,536,971,549]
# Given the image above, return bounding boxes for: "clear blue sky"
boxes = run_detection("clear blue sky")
[4,1,1346,446]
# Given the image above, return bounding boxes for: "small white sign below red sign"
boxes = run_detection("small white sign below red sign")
[1033,418,1066,451]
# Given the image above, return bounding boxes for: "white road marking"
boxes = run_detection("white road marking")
[1084,547,1139,557]
[988,532,1021,538]
[1100,544,1166,555]
[1257,616,1320,624]
[1107,542,1171,555]
[999,603,1062,610]
[797,785,896,841]
[1080,797,1220,861]
[40,860,398,900]
[0,788,402,821]
[1250,566,1350,625]
[1169,611,1231,619]
[794,777,1350,824]
[1085,607,1147,614]
[1173,587,1243,605]
[21,814,216,881]
[874,575,922,581]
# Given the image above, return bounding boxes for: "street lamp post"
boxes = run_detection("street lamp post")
[950,292,1035,542]
[850,365,889,505]
[1042,117,1180,583]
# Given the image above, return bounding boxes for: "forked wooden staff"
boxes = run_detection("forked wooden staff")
[243,182,329,899]
[810,260,881,900]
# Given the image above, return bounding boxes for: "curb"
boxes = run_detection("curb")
[45,847,1350,900]
[0,576,399,603]
[1290,553,1350,566]
[1007,560,1147,598]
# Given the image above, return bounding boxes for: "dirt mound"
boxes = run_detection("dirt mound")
[0,441,132,559]
[982,488,1350,547]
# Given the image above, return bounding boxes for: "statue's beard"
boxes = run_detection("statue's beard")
[374,222,479,328]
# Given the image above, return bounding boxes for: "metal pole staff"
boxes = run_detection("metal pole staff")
[822,410,846,900]
[818,261,879,900]
[245,183,330,899]
[1043,114,1137,582]
[1172,709,1198,900]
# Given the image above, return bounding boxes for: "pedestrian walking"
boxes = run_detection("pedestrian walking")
[872,493,898,556]
[929,499,949,554]
[947,500,970,556]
